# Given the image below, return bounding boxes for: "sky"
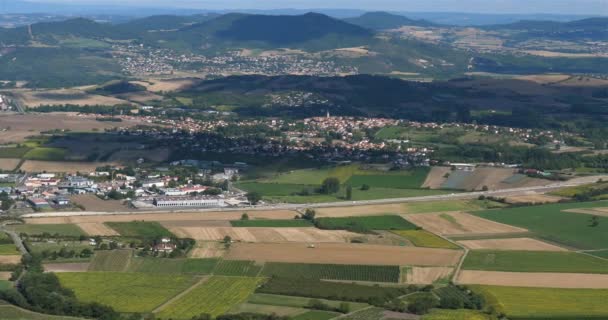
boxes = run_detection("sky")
[25,0,608,15]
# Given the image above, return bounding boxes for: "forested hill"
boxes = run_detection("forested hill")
[344,12,437,30]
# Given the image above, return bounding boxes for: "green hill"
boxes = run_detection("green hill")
[344,12,436,30]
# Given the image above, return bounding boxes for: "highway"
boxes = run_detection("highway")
[22,175,606,218]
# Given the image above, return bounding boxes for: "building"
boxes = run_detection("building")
[28,198,50,208]
[160,188,187,196]
[142,179,165,188]
[154,237,176,252]
[153,196,225,208]
[53,197,70,206]
[61,176,95,189]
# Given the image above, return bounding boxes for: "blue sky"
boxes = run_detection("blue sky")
[27,0,608,15]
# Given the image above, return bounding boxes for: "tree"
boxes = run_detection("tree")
[320,177,340,194]
[345,185,353,200]
[590,215,600,227]
[481,185,489,191]
[241,213,249,220]
[360,184,370,191]
[407,293,438,315]
[303,209,316,221]
[223,236,232,249]
[246,192,262,205]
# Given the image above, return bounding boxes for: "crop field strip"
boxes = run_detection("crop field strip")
[105,221,175,238]
[474,201,608,250]
[213,259,263,277]
[290,310,340,320]
[87,250,132,272]
[458,270,608,288]
[315,215,419,230]
[391,230,461,249]
[462,250,608,273]
[155,276,262,319]
[7,223,87,237]
[230,219,314,227]
[247,293,370,312]
[260,262,400,283]
[127,257,219,274]
[57,272,197,313]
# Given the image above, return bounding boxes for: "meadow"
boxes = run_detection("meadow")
[0,147,31,158]
[156,276,262,319]
[462,250,608,274]
[472,285,608,318]
[87,250,132,272]
[230,219,313,227]
[247,293,369,312]
[213,260,263,277]
[9,224,86,237]
[22,147,67,161]
[315,215,418,231]
[392,230,460,249]
[57,272,196,313]
[127,257,219,274]
[105,221,174,239]
[0,303,87,320]
[474,201,608,249]
[0,244,20,255]
[291,310,340,320]
[260,262,400,283]
[421,309,490,320]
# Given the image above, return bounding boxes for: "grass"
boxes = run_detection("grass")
[156,276,262,319]
[237,182,319,196]
[27,241,90,256]
[0,280,12,290]
[472,285,608,318]
[422,309,490,320]
[462,250,608,274]
[105,221,174,239]
[127,257,219,274]
[87,250,132,272]
[474,201,608,249]
[0,244,19,255]
[22,148,67,161]
[392,230,460,249]
[57,272,196,313]
[345,167,430,189]
[213,260,262,277]
[291,310,341,320]
[343,307,386,320]
[550,182,608,198]
[0,147,32,158]
[403,200,488,214]
[8,224,86,237]
[261,262,400,283]
[315,215,418,231]
[230,219,313,228]
[350,188,452,201]
[588,250,608,259]
[248,293,369,311]
[229,303,307,317]
[0,304,87,320]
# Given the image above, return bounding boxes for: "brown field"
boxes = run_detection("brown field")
[16,89,128,107]
[43,262,90,273]
[168,227,358,243]
[131,78,198,92]
[71,194,131,212]
[457,238,567,251]
[24,210,298,224]
[0,256,21,264]
[0,272,11,280]
[422,166,451,189]
[565,207,608,217]
[315,204,408,217]
[225,243,462,266]
[403,212,527,236]
[0,113,144,143]
[189,242,226,258]
[0,158,20,171]
[458,270,608,288]
[405,267,453,284]
[20,161,116,173]
[505,194,564,204]
[162,220,232,228]
[516,74,571,84]
[76,222,119,236]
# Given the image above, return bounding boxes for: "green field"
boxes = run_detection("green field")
[589,249,608,259]
[342,307,386,320]
[22,148,67,161]
[0,304,87,320]
[392,230,460,249]
[462,250,608,274]
[261,262,400,283]
[105,221,174,239]
[291,310,341,320]
[248,293,369,312]
[473,285,608,318]
[474,201,608,249]
[421,309,490,320]
[229,303,307,317]
[0,244,19,255]
[0,147,32,158]
[315,215,418,231]
[57,272,196,313]
[230,219,313,228]
[213,260,263,277]
[127,257,219,274]
[236,182,320,197]
[403,199,499,214]
[156,276,262,319]
[345,167,430,189]
[9,224,86,237]
[87,250,132,272]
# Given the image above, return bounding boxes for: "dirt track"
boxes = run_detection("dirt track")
[403,212,527,236]
[458,270,608,288]
[225,243,462,266]
[168,227,357,243]
[457,238,567,251]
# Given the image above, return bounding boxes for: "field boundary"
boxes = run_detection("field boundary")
[152,276,210,313]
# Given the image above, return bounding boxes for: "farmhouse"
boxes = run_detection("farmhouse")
[153,196,225,208]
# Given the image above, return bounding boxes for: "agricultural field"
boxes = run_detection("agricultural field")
[551,182,608,198]
[472,285,608,318]
[105,221,174,239]
[291,310,340,320]
[457,238,567,251]
[127,257,219,274]
[0,244,20,255]
[0,303,87,320]
[230,219,313,228]
[404,267,454,284]
[156,276,262,319]
[228,303,307,317]
[57,272,197,313]
[474,201,608,249]
[0,147,31,159]
[19,160,115,173]
[8,224,86,237]
[391,230,460,249]
[212,260,262,277]
[260,262,400,283]
[247,293,369,312]
[315,215,418,231]
[87,250,132,272]
[22,147,67,161]
[458,270,608,288]
[404,212,527,236]
[0,158,21,171]
[421,309,490,320]
[168,226,357,243]
[462,250,608,274]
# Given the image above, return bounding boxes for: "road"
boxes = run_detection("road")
[21,175,606,219]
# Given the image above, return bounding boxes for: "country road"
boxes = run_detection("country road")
[22,175,606,219]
